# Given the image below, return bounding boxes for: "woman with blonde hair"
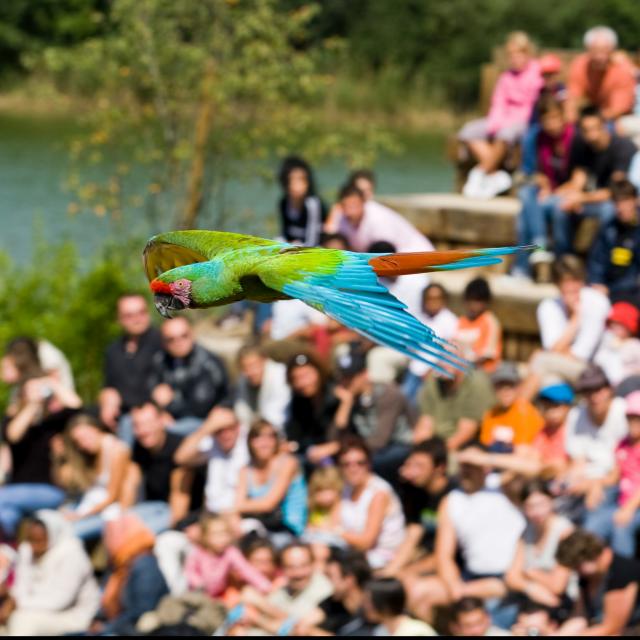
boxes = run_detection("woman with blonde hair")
[459,31,543,198]
[52,413,130,540]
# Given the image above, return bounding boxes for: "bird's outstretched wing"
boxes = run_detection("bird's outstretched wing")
[143,230,281,281]
[256,248,469,374]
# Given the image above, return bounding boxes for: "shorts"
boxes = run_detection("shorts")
[458,117,526,145]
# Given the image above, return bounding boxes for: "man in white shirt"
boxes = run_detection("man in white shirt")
[174,406,248,513]
[523,255,610,399]
[562,365,628,541]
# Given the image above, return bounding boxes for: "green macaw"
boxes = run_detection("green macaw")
[144,230,527,373]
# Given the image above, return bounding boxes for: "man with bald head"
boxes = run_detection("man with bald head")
[566,26,635,123]
[149,317,229,436]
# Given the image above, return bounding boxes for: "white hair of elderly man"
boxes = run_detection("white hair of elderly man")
[584,25,618,50]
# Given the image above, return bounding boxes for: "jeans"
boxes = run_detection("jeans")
[401,371,424,407]
[0,484,66,539]
[584,491,640,558]
[583,486,619,540]
[129,501,172,535]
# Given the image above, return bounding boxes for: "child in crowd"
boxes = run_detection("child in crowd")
[595,302,640,387]
[454,277,503,373]
[307,465,343,529]
[185,513,271,600]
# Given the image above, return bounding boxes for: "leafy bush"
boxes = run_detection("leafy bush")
[0,238,149,412]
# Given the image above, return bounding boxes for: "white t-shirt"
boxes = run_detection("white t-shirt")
[565,397,628,478]
[38,340,76,392]
[269,299,328,341]
[409,307,459,376]
[200,429,250,512]
[537,287,610,361]
[595,332,640,386]
[448,489,525,576]
[337,200,434,254]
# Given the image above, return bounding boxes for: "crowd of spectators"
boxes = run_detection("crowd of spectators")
[1,23,640,639]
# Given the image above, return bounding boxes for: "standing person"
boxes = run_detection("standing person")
[149,317,229,436]
[234,345,291,432]
[235,420,307,540]
[174,406,249,515]
[0,360,81,539]
[565,26,635,123]
[98,294,162,435]
[52,414,130,541]
[556,529,640,635]
[454,277,502,374]
[334,438,406,570]
[333,183,434,254]
[277,156,327,246]
[119,402,195,535]
[2,511,100,636]
[459,32,543,198]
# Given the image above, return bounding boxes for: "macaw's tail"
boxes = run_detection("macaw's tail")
[368,245,535,277]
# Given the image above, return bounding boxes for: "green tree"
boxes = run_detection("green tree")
[35,0,396,230]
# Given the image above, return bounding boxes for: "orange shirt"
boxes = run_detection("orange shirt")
[455,311,502,374]
[568,53,635,118]
[480,398,544,447]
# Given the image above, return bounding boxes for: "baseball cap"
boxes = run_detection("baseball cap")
[538,382,575,405]
[626,390,640,416]
[335,344,367,379]
[539,53,562,75]
[491,362,521,386]
[575,364,610,393]
[607,302,640,336]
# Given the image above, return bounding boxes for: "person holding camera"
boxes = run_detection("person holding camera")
[0,342,82,540]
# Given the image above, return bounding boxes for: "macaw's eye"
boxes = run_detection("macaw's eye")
[176,279,189,289]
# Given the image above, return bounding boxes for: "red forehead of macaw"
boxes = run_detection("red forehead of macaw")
[150,279,173,295]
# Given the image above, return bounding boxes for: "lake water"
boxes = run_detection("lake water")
[0,112,453,262]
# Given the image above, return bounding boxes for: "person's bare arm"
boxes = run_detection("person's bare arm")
[413,415,434,443]
[236,457,299,514]
[6,401,41,443]
[99,387,122,430]
[174,425,212,467]
[379,523,425,576]
[340,491,390,551]
[447,418,478,451]
[555,168,588,195]
[119,461,142,508]
[435,496,464,600]
[456,447,542,477]
[581,584,638,636]
[169,466,194,525]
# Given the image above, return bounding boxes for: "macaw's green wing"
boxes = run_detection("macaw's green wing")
[256,248,467,375]
[143,230,281,281]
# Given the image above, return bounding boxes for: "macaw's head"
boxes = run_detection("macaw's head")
[150,263,209,318]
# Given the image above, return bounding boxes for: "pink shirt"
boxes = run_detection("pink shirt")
[337,200,434,254]
[616,438,640,507]
[185,544,271,598]
[486,60,543,134]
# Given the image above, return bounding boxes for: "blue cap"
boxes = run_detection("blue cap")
[538,383,575,405]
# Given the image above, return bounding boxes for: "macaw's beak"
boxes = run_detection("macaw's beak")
[153,293,186,319]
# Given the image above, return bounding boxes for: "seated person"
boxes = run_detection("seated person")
[560,365,628,536]
[0,345,81,539]
[96,513,169,636]
[588,179,640,303]
[403,283,460,403]
[505,481,574,608]
[515,96,576,276]
[414,365,495,451]
[235,420,307,540]
[185,512,271,599]
[595,302,640,387]
[459,31,542,199]
[480,362,544,451]
[238,543,333,635]
[294,548,374,636]
[234,344,291,432]
[2,511,100,636]
[320,343,415,482]
[405,446,525,622]
[122,401,195,534]
[450,597,513,637]
[52,414,130,541]
[331,182,434,254]
[333,438,406,570]
[175,406,249,515]
[510,599,587,636]
[149,317,229,436]
[548,105,636,256]
[304,465,343,534]
[277,155,327,247]
[98,294,162,435]
[565,26,635,123]
[385,438,455,578]
[556,529,640,635]
[363,578,437,636]
[523,255,610,400]
[454,277,502,374]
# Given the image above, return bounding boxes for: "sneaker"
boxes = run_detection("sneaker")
[463,166,487,198]
[529,248,554,265]
[481,170,513,198]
